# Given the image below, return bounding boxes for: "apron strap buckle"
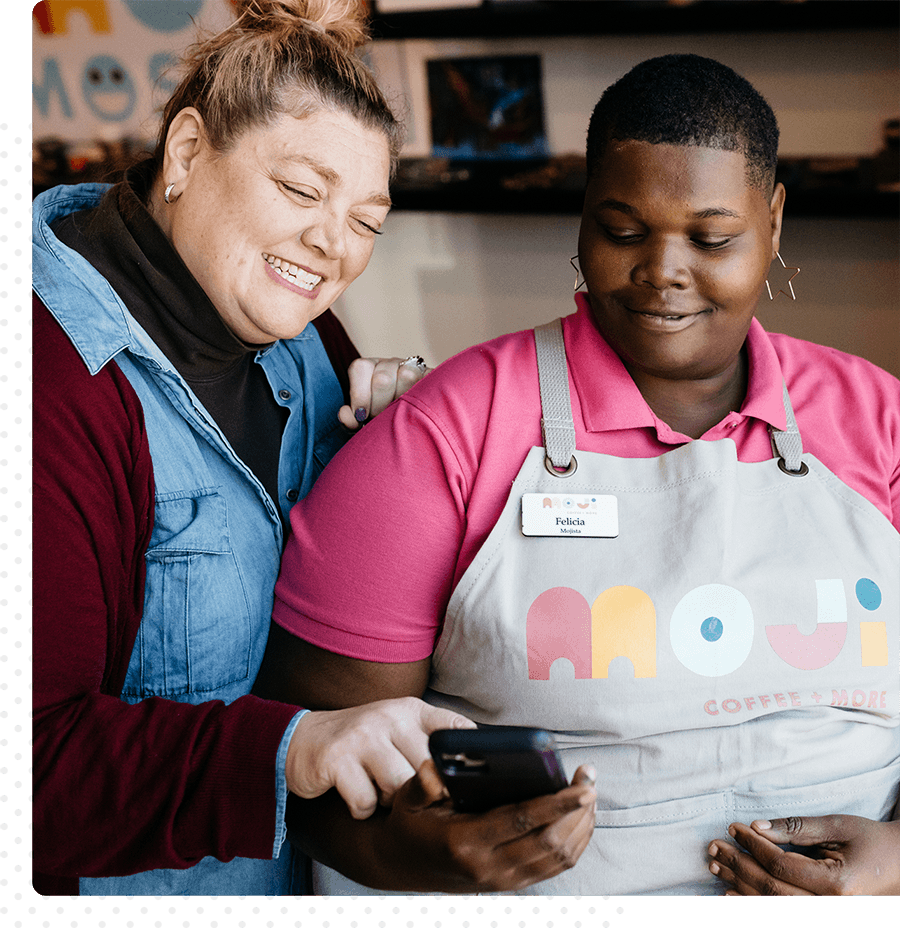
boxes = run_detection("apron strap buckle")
[543,452,578,478]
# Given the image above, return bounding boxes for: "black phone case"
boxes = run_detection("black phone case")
[429,726,567,812]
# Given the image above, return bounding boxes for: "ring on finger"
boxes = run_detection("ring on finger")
[402,355,428,373]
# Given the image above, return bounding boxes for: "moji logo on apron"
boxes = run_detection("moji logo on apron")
[526,577,889,680]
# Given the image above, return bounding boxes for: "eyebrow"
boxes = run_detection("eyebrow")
[692,206,743,220]
[277,153,393,208]
[595,198,743,220]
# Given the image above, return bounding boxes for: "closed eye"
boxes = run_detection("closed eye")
[693,237,732,250]
[355,218,383,235]
[604,228,641,243]
[280,181,318,201]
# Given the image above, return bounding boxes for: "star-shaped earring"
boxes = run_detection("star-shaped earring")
[765,252,800,301]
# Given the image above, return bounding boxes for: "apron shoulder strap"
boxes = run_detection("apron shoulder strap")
[769,381,808,475]
[534,319,577,473]
[535,321,806,477]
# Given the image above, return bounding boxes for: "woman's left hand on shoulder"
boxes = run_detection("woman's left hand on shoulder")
[339,356,430,430]
[708,814,900,895]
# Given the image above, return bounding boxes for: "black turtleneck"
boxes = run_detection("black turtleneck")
[52,160,291,519]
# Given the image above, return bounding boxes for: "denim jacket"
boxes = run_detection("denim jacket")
[33,184,349,894]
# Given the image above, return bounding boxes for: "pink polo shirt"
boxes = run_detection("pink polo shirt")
[273,295,900,662]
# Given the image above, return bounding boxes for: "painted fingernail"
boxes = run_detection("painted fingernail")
[354,407,368,422]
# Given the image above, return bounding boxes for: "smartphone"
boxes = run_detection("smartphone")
[428,726,568,813]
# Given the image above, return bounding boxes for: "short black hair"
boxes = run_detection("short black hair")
[586,54,779,194]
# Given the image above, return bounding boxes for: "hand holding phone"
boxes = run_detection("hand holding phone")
[429,726,568,812]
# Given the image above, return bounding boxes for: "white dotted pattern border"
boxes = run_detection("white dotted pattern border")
[3,0,34,923]
[22,893,624,928]
[14,122,624,916]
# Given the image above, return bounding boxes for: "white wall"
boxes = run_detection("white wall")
[335,27,899,376]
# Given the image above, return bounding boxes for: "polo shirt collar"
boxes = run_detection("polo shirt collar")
[566,293,788,441]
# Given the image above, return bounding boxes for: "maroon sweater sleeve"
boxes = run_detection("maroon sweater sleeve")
[32,297,301,891]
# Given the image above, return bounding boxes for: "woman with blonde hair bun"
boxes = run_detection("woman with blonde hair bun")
[33,0,594,897]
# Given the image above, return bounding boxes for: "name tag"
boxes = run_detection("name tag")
[521,493,619,537]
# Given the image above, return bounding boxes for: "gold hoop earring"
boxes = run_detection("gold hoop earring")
[570,255,586,292]
[765,251,800,301]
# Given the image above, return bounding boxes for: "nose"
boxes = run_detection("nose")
[300,209,347,260]
[631,236,691,290]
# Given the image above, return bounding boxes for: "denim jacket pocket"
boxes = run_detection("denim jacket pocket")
[121,489,253,698]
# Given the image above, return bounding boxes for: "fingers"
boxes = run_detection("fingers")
[488,775,597,890]
[336,698,444,810]
[285,700,427,816]
[491,778,596,849]
[347,358,418,420]
[367,359,407,418]
[342,356,430,429]
[332,764,382,821]
[708,823,822,895]
[383,758,594,893]
[369,703,476,801]
[358,701,469,797]
[393,357,429,399]
[749,814,840,846]
[287,699,473,816]
[418,704,479,734]
[570,764,597,787]
[536,795,596,875]
[360,751,418,812]
[342,358,377,429]
[338,403,365,430]
[708,847,813,896]
[403,758,452,809]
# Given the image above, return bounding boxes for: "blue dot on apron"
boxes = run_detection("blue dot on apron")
[700,616,723,642]
[855,578,882,611]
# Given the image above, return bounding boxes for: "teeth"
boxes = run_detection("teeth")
[263,253,322,291]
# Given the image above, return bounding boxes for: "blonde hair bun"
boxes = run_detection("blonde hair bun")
[232,0,370,54]
[153,0,401,170]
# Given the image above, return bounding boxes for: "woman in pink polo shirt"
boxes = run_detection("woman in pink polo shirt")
[256,54,900,894]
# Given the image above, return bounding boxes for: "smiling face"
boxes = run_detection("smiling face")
[578,140,783,392]
[160,107,392,344]
[82,55,136,122]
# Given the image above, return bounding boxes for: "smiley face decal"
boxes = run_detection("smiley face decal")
[82,55,136,122]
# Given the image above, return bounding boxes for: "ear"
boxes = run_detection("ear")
[768,182,786,258]
[161,107,207,196]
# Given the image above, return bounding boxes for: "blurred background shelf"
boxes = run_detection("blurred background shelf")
[389,153,900,217]
[370,0,899,41]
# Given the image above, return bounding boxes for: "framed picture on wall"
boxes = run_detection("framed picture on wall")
[426,53,549,160]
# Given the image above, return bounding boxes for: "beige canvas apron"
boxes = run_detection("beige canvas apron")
[316,318,899,895]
